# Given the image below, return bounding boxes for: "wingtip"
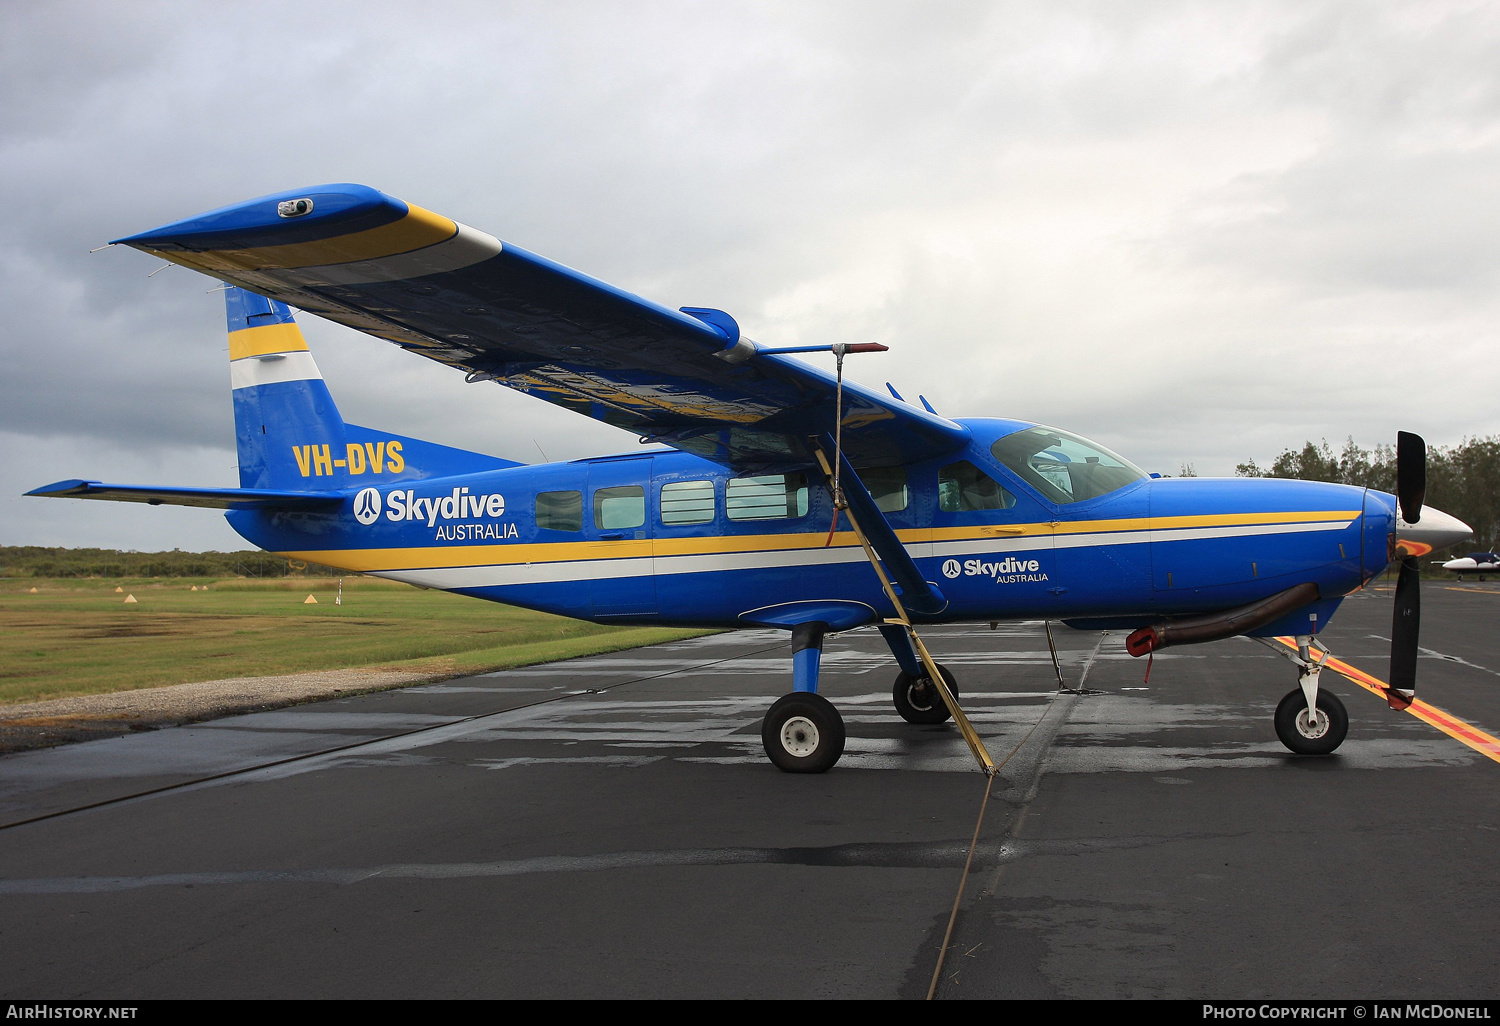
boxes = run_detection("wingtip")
[25,479,93,498]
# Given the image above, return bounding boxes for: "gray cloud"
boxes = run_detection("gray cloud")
[3,0,1499,549]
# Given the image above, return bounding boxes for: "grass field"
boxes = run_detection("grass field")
[0,577,711,706]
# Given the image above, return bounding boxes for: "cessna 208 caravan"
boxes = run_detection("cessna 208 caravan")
[31,184,1473,773]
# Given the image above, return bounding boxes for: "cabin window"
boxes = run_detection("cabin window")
[535,490,583,532]
[861,466,909,513]
[593,485,645,530]
[989,426,1147,504]
[939,461,1016,512]
[659,480,715,525]
[726,473,809,521]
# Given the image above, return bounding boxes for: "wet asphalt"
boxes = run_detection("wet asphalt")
[0,583,1496,999]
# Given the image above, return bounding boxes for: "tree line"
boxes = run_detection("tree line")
[1235,436,1500,554]
[0,546,341,579]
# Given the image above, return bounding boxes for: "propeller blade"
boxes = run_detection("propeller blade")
[1388,556,1420,710]
[1396,431,1426,524]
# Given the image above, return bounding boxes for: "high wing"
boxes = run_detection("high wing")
[26,480,344,510]
[115,184,970,473]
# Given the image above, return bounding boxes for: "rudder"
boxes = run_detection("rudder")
[228,287,347,489]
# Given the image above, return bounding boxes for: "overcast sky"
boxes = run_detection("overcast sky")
[3,0,1498,551]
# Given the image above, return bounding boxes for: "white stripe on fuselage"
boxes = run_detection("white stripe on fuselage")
[357,516,1357,591]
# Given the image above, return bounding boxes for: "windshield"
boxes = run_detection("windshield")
[990,426,1147,505]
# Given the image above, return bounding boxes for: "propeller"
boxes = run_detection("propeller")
[1388,431,1425,710]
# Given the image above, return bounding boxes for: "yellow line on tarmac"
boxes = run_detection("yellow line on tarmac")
[1445,586,1500,596]
[1275,638,1500,765]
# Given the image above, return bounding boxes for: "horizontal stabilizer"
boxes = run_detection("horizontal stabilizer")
[26,480,344,510]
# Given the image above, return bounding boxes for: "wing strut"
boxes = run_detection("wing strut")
[812,444,995,776]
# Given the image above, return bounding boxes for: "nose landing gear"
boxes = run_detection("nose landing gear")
[1274,687,1348,755]
[1257,634,1349,755]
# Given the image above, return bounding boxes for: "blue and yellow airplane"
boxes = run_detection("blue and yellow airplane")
[30,184,1474,773]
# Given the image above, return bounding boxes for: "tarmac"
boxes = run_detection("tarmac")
[0,582,1496,999]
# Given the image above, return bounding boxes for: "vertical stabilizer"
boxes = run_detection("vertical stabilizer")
[226,286,521,490]
[228,287,345,490]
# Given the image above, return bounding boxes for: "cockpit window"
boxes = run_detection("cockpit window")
[939,461,1015,512]
[990,426,1147,505]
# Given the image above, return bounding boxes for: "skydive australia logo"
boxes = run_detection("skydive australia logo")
[352,486,517,541]
[942,555,1049,584]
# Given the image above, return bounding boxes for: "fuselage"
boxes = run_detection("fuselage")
[225,418,1396,635]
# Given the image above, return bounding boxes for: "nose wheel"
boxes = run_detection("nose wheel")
[762,692,846,773]
[893,663,958,724]
[1274,687,1348,755]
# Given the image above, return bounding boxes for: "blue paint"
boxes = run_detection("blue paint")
[792,647,822,693]
[878,624,923,676]
[113,184,405,251]
[226,289,296,331]
[678,307,740,347]
[741,601,877,631]
[54,201,1427,676]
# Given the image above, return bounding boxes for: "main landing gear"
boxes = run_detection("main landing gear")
[1259,634,1349,755]
[892,664,957,725]
[762,693,845,773]
[758,622,970,773]
[760,622,848,773]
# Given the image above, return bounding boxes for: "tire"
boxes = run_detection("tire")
[762,693,846,773]
[1274,687,1348,755]
[893,663,958,725]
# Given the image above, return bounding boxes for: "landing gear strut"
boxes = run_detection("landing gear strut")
[1257,634,1349,755]
[760,621,847,773]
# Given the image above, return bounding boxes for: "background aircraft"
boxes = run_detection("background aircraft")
[30,184,1473,773]
[1440,552,1500,580]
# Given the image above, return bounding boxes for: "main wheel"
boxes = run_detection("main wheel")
[1274,687,1348,755]
[893,663,958,725]
[762,693,846,773]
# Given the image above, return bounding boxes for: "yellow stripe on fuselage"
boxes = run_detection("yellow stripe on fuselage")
[1060,510,1360,536]
[227,323,310,360]
[278,510,1361,574]
[142,205,458,273]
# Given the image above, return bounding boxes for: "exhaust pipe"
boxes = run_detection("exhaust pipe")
[1126,581,1321,657]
